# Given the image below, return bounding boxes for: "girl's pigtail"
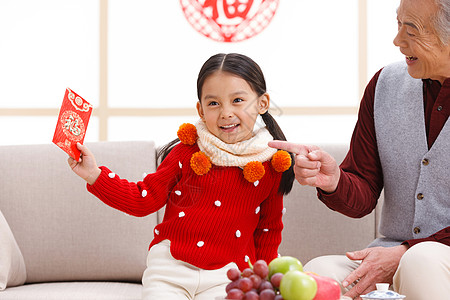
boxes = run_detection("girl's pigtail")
[157,138,180,165]
[261,112,295,195]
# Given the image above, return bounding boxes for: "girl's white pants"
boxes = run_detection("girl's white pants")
[142,240,237,300]
[303,241,450,300]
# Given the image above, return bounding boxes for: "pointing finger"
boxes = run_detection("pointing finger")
[268,140,312,156]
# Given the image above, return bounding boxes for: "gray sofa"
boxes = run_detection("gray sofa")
[0,141,382,299]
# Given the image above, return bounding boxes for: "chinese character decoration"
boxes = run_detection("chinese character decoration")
[180,0,279,42]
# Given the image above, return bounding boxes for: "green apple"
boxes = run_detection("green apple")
[268,256,303,279]
[280,270,317,300]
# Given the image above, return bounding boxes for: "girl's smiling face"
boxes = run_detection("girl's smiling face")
[197,71,270,144]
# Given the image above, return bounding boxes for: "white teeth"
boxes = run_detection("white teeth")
[222,124,237,129]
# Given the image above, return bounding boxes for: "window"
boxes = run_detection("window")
[1,0,402,147]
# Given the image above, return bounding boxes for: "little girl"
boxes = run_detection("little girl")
[69,53,294,299]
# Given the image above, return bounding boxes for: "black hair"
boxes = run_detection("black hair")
[158,53,294,195]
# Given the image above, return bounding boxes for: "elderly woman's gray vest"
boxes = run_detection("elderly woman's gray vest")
[370,61,450,248]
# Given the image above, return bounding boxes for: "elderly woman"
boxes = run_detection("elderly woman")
[269,0,450,299]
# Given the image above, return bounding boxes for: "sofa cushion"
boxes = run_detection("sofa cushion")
[0,141,158,284]
[278,144,379,263]
[0,282,141,300]
[0,210,26,290]
[280,183,377,263]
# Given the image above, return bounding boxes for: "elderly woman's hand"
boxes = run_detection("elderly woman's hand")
[342,245,408,299]
[268,140,340,193]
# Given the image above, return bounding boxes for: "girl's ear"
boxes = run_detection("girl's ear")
[258,93,270,114]
[196,101,205,120]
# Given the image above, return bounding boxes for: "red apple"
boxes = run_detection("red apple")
[308,273,341,300]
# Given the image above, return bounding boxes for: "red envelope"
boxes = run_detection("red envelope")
[52,88,93,160]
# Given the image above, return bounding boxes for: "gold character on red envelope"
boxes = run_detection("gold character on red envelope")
[61,111,85,139]
[52,88,93,160]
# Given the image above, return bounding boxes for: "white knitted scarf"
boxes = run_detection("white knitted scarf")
[195,120,277,167]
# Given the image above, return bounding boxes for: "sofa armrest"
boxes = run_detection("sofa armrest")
[0,141,159,284]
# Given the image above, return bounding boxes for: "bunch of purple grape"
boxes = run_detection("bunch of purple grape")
[225,260,284,300]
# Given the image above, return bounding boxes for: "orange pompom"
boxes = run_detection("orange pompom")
[190,151,212,176]
[271,150,292,172]
[177,123,198,145]
[243,161,265,183]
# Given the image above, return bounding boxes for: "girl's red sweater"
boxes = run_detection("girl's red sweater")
[87,142,284,271]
